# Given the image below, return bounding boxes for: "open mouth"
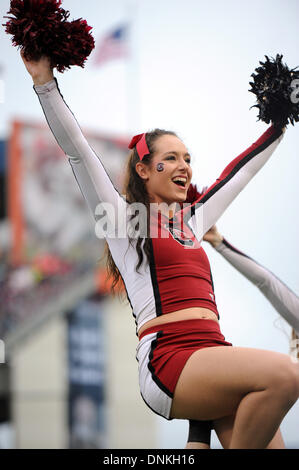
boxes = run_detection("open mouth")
[172,177,187,189]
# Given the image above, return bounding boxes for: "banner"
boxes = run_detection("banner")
[67,294,106,449]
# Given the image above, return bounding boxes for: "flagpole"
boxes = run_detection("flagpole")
[125,0,141,135]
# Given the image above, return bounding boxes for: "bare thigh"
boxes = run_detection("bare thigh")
[170,345,298,420]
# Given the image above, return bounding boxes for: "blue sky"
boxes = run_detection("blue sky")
[1,0,298,448]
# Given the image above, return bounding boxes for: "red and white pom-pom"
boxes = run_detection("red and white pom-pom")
[185,183,207,204]
[3,0,95,72]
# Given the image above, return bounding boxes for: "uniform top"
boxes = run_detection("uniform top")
[34,78,285,335]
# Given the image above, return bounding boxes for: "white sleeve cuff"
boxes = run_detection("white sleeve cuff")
[34,79,57,95]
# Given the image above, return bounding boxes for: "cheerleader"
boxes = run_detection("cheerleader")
[18,49,299,448]
[186,225,299,449]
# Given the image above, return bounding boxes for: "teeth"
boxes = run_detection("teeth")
[172,177,187,183]
[172,177,187,187]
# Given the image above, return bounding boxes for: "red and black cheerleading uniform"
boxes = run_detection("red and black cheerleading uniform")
[34,78,285,419]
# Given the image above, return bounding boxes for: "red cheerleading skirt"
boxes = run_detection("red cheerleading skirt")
[139,318,232,398]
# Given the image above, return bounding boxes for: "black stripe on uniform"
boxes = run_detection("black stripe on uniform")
[222,238,253,260]
[188,127,283,218]
[148,331,173,398]
[139,391,173,421]
[149,239,163,316]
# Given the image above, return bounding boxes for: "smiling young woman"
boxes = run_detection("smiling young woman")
[135,134,192,206]
[20,51,299,449]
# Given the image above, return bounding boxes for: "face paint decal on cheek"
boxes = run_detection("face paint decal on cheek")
[156,163,164,172]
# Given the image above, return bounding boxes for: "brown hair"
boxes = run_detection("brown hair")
[102,128,178,298]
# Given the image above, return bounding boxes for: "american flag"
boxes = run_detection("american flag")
[94,25,129,66]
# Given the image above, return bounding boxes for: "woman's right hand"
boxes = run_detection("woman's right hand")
[203,225,223,248]
[21,50,54,86]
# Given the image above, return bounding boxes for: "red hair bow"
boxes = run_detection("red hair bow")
[128,133,150,161]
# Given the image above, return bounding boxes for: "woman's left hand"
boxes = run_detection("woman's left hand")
[203,225,223,248]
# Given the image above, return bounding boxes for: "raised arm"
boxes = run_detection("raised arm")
[188,125,285,239]
[204,226,299,334]
[22,54,126,225]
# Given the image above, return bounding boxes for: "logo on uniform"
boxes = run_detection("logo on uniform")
[167,217,200,248]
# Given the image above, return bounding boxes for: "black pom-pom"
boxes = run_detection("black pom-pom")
[3,0,95,73]
[249,54,299,127]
